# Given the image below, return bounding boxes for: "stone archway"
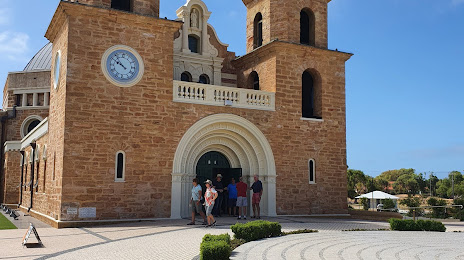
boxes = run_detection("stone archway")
[171,114,277,219]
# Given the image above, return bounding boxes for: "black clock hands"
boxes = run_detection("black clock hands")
[113,55,127,70]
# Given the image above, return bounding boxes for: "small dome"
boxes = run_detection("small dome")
[23,42,52,72]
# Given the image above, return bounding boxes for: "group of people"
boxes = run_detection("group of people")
[188,174,263,227]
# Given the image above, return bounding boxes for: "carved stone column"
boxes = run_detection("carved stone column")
[182,11,190,53]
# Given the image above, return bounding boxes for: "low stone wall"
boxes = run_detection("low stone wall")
[349,209,402,222]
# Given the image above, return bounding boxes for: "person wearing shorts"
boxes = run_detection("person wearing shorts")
[204,180,218,227]
[236,176,248,219]
[188,178,206,225]
[250,175,263,219]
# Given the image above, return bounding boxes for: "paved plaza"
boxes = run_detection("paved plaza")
[231,231,464,260]
[1,211,464,260]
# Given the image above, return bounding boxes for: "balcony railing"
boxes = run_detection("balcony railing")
[173,81,275,111]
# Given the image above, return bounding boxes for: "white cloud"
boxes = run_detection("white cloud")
[0,31,30,61]
[452,0,464,5]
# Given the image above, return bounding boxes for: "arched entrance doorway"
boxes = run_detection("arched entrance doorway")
[196,151,230,184]
[171,114,277,219]
[196,151,243,215]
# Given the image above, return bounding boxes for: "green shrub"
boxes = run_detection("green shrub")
[399,197,423,217]
[389,219,446,232]
[202,233,231,244]
[360,197,369,210]
[427,198,448,218]
[383,198,396,210]
[452,198,464,221]
[200,240,231,260]
[231,220,282,242]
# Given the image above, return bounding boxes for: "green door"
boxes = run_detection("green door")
[196,151,231,186]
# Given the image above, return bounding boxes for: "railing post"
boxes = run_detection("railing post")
[205,85,214,103]
[239,90,247,107]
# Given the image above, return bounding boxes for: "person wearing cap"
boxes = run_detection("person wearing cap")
[204,180,218,227]
[187,178,207,225]
[212,174,224,217]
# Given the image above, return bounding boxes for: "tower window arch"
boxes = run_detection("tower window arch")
[248,71,260,90]
[308,159,316,184]
[188,35,200,53]
[300,9,315,46]
[253,13,263,49]
[302,71,315,118]
[181,72,192,82]
[115,151,126,181]
[111,0,132,12]
[199,74,210,84]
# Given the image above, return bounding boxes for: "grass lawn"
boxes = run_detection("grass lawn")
[0,212,17,230]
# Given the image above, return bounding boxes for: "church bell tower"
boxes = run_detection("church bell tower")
[242,0,329,53]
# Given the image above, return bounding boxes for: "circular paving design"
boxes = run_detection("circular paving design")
[231,231,464,260]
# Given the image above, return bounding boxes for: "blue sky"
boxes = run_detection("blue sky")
[0,0,463,178]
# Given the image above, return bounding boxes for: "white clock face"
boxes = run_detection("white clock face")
[54,51,61,90]
[107,50,138,81]
[102,45,144,87]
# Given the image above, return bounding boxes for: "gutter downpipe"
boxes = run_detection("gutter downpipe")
[28,142,36,212]
[0,106,17,204]
[18,150,25,207]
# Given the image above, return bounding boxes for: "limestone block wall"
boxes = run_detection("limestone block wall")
[3,71,51,109]
[20,133,61,220]
[2,152,21,204]
[54,3,183,220]
[235,41,350,215]
[4,109,49,141]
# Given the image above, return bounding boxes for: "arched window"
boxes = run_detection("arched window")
[300,9,315,46]
[115,151,126,181]
[21,116,43,138]
[181,72,192,82]
[188,35,200,53]
[27,120,40,133]
[253,13,263,49]
[302,71,315,118]
[248,71,260,90]
[199,74,210,84]
[111,0,132,12]
[308,159,316,184]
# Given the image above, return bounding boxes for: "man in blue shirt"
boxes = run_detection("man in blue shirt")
[227,178,238,216]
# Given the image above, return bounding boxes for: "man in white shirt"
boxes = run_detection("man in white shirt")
[188,178,207,225]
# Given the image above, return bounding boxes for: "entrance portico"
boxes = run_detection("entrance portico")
[171,114,277,219]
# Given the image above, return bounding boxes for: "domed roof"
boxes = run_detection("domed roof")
[23,42,52,72]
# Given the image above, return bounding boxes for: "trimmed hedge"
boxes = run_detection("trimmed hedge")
[231,220,282,242]
[389,219,446,232]
[200,234,231,260]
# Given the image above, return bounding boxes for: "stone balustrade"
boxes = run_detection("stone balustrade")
[173,80,275,111]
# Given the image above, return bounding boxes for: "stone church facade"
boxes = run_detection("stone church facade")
[0,0,351,227]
